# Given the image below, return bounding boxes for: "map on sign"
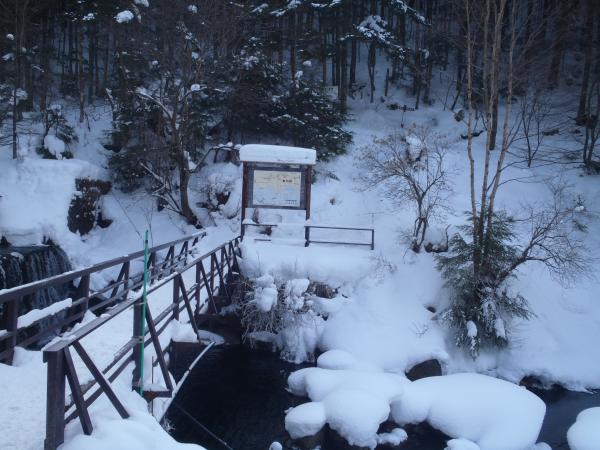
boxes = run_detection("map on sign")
[252,170,302,208]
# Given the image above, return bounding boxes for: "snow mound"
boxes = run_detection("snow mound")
[567,407,600,450]
[286,366,408,447]
[43,134,66,158]
[391,373,546,450]
[376,428,408,446]
[316,349,378,371]
[0,157,103,245]
[253,274,278,312]
[319,278,448,372]
[285,402,327,439]
[115,10,134,23]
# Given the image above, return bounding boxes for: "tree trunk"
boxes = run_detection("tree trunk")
[576,0,595,124]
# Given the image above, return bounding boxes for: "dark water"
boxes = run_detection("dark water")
[533,387,600,449]
[166,345,599,450]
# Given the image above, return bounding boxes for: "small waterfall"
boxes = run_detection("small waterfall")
[0,244,72,345]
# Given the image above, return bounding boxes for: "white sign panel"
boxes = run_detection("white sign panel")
[252,170,302,207]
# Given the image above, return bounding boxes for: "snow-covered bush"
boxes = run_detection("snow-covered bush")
[240,276,329,363]
[39,105,77,159]
[197,172,238,218]
[356,125,452,252]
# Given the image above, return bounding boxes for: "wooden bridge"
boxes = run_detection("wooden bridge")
[0,223,375,450]
[0,233,242,450]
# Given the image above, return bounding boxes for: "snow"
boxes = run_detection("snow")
[567,407,600,450]
[376,428,408,446]
[61,388,204,450]
[287,368,546,450]
[286,363,408,447]
[285,401,327,439]
[1,39,600,450]
[17,298,72,328]
[253,274,278,312]
[43,134,66,158]
[0,156,103,245]
[239,144,317,165]
[115,10,135,23]
[391,373,546,450]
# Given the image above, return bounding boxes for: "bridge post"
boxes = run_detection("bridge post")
[3,298,18,364]
[172,275,180,321]
[44,348,66,450]
[132,294,143,391]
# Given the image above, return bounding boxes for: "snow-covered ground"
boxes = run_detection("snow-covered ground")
[1,85,600,449]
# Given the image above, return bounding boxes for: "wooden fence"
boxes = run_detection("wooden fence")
[242,222,375,250]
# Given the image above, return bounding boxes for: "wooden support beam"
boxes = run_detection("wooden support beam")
[44,349,66,450]
[63,347,93,435]
[176,273,200,336]
[72,341,129,419]
[200,263,218,314]
[143,307,174,391]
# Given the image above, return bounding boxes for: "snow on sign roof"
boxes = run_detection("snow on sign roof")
[239,144,316,165]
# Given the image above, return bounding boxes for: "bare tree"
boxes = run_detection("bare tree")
[356,125,452,252]
[516,89,552,168]
[582,79,600,172]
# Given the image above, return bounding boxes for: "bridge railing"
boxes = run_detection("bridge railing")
[40,235,241,450]
[0,232,208,365]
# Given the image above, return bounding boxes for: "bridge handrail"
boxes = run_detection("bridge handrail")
[0,231,205,304]
[41,235,241,450]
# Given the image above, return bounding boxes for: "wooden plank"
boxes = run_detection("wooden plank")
[72,342,129,419]
[200,263,218,314]
[143,307,174,391]
[63,347,93,435]
[176,274,199,336]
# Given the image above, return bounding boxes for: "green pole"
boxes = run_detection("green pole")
[139,230,149,396]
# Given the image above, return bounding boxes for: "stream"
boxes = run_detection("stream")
[166,345,599,450]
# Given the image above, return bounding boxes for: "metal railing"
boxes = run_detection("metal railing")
[242,222,375,250]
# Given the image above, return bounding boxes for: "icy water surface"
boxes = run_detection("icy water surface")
[166,345,599,450]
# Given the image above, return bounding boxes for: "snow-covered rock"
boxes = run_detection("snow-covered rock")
[115,10,134,23]
[567,407,600,450]
[391,373,546,450]
[285,402,327,439]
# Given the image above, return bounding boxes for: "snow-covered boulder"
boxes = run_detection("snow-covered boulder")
[286,366,408,448]
[391,373,546,450]
[567,407,600,450]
